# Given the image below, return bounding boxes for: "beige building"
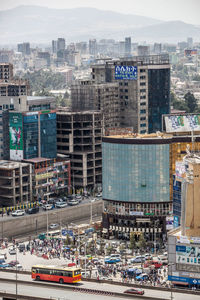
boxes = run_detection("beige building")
[182,156,200,237]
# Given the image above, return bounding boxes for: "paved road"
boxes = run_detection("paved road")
[0,281,126,300]
[0,197,100,222]
[0,272,199,300]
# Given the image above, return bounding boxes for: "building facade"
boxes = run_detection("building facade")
[102,131,200,241]
[23,156,70,202]
[71,80,120,129]
[102,134,171,242]
[57,110,103,192]
[90,55,170,134]
[8,110,57,161]
[0,160,32,207]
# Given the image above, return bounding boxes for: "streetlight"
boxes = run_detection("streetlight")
[90,199,95,224]
[15,245,18,298]
[70,222,80,256]
[168,263,175,300]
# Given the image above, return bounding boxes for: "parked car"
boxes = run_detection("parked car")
[75,194,82,202]
[55,201,68,208]
[124,288,144,295]
[68,199,79,206]
[15,264,22,270]
[104,257,121,264]
[42,204,53,210]
[130,256,146,263]
[136,273,149,281]
[96,193,102,198]
[49,223,59,229]
[12,210,25,217]
[9,248,16,255]
[0,263,11,269]
[8,260,19,267]
[26,206,39,214]
[18,243,25,252]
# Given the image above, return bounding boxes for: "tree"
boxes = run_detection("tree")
[136,233,146,251]
[129,232,136,250]
[184,92,198,113]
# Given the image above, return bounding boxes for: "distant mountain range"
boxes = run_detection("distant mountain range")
[0,5,199,44]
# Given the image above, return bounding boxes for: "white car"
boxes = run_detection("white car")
[68,199,79,206]
[49,223,59,229]
[12,210,25,217]
[42,204,53,210]
[55,201,68,208]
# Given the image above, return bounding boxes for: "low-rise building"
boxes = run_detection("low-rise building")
[0,160,32,207]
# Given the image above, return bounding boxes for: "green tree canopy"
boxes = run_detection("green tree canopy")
[184,92,198,113]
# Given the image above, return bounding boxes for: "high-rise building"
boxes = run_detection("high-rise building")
[125,37,131,56]
[91,55,170,133]
[137,45,150,56]
[153,43,162,54]
[168,153,200,288]
[17,42,30,55]
[89,39,97,56]
[57,38,65,51]
[52,40,57,54]
[187,37,193,48]
[57,110,103,192]
[8,110,57,161]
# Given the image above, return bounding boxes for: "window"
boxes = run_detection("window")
[140,117,146,121]
[140,109,146,114]
[140,82,146,86]
[140,123,146,127]
[140,96,146,99]
[19,98,21,104]
[140,102,146,106]
[140,89,146,93]
[140,76,146,79]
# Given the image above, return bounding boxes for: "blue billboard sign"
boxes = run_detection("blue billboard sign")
[168,275,200,285]
[115,66,138,80]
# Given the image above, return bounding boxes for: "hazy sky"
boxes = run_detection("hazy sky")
[0,0,200,25]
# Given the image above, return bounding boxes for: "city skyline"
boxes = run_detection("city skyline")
[0,0,199,25]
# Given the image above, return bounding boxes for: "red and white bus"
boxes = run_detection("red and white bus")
[32,265,81,284]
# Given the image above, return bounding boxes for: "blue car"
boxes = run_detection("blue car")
[0,263,11,268]
[105,258,121,264]
[136,273,149,281]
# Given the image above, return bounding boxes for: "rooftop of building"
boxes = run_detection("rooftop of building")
[23,157,50,163]
[91,54,170,68]
[0,160,30,169]
[105,132,173,140]
[57,109,102,115]
[27,96,55,101]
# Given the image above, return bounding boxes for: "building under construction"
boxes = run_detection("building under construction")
[71,80,120,129]
[0,160,32,207]
[57,110,103,192]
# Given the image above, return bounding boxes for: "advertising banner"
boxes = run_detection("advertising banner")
[9,113,23,160]
[176,245,200,265]
[175,161,186,179]
[165,114,200,132]
[115,66,138,80]
[166,216,174,230]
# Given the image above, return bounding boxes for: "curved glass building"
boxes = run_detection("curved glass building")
[102,135,172,243]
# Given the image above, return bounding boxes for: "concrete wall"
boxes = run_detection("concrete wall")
[0,200,103,239]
